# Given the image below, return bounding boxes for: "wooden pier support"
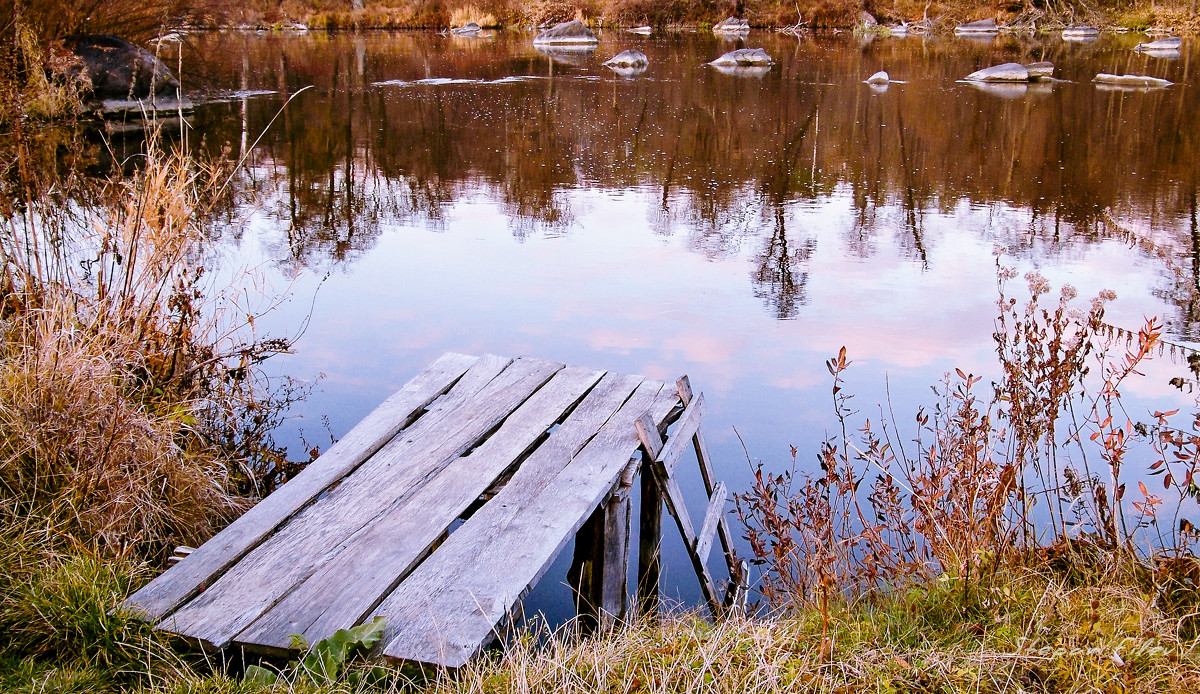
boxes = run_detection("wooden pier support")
[568,461,635,631]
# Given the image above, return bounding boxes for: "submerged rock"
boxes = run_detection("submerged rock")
[626,25,653,34]
[604,49,648,67]
[1024,61,1054,80]
[954,18,999,34]
[865,70,889,85]
[964,62,1029,82]
[712,17,750,34]
[1094,73,1173,88]
[709,48,772,67]
[67,34,179,99]
[1061,25,1100,39]
[451,22,481,35]
[711,64,772,78]
[533,20,598,45]
[1136,36,1182,51]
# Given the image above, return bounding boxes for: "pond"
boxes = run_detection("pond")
[154,27,1198,618]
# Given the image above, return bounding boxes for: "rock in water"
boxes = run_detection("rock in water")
[626,26,652,34]
[865,71,889,85]
[859,11,878,28]
[67,35,179,99]
[1024,62,1054,80]
[1093,73,1173,87]
[604,50,649,67]
[451,22,481,35]
[954,18,999,34]
[712,17,750,34]
[709,48,772,67]
[1061,25,1099,39]
[1136,36,1182,51]
[533,20,598,45]
[964,62,1029,82]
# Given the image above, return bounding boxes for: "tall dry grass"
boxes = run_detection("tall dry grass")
[0,129,297,559]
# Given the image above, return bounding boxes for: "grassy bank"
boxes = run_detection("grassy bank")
[2,545,1199,692]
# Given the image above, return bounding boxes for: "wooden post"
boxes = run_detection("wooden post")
[568,505,604,632]
[635,421,664,621]
[570,462,635,632]
[598,462,636,630]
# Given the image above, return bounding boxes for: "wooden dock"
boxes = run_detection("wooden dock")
[123,353,743,669]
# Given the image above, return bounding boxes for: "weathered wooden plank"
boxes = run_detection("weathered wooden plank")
[155,356,562,649]
[374,378,680,668]
[637,415,722,617]
[234,365,605,651]
[695,481,726,565]
[658,471,723,617]
[656,393,704,477]
[121,352,479,622]
[677,376,741,595]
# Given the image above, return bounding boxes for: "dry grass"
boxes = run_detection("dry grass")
[449,5,502,27]
[0,130,299,558]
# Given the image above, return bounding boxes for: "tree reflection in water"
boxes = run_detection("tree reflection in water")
[171,29,1200,333]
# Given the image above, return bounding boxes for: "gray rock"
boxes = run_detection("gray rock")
[67,34,179,99]
[533,20,599,45]
[887,23,909,36]
[1024,61,1054,80]
[1093,73,1173,88]
[1061,25,1099,39]
[865,70,889,85]
[711,64,772,78]
[709,48,772,67]
[964,62,1029,82]
[1136,36,1182,51]
[451,22,481,35]
[713,17,750,34]
[626,25,653,34]
[859,11,878,28]
[604,49,649,67]
[954,18,999,34]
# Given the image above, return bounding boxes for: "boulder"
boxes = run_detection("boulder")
[954,18,999,34]
[451,22,481,35]
[887,23,909,36]
[1061,25,1099,39]
[964,62,1029,82]
[1136,36,1182,51]
[1024,61,1054,80]
[1093,73,1173,88]
[533,20,599,45]
[713,17,750,34]
[66,34,179,99]
[709,48,772,67]
[604,49,649,67]
[859,11,878,28]
[865,70,889,85]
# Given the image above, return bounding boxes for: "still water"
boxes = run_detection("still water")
[168,28,1197,617]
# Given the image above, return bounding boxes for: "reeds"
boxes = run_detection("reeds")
[736,259,1200,626]
[0,128,298,559]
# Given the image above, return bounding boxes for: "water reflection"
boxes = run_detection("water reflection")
[172,27,1200,366]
